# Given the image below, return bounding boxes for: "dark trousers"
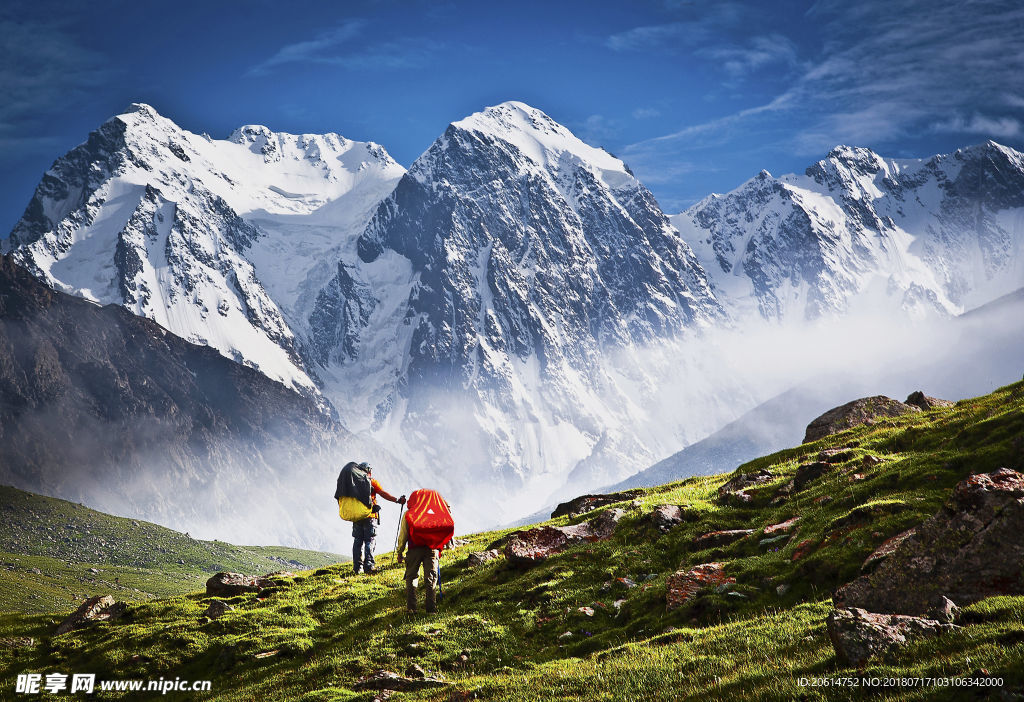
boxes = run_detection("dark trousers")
[352,518,376,572]
[404,545,439,612]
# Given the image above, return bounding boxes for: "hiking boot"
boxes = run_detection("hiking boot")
[363,567,377,575]
[425,607,437,614]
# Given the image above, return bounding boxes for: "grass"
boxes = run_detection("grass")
[0,486,345,613]
[1,380,1022,700]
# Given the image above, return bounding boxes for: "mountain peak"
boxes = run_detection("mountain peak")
[446,101,629,180]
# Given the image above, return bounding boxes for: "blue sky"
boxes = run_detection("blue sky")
[2,0,1023,232]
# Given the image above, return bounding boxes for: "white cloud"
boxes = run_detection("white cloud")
[247,21,442,76]
[931,114,1022,139]
[632,107,662,120]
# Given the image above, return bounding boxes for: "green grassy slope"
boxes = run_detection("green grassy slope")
[1,381,1023,701]
[0,486,344,613]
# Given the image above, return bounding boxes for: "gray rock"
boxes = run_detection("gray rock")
[506,509,626,567]
[827,607,957,666]
[353,670,450,691]
[718,469,774,498]
[694,529,753,548]
[904,391,954,411]
[466,550,501,568]
[551,489,645,519]
[835,468,1024,615]
[56,595,127,635]
[204,601,235,620]
[804,396,920,443]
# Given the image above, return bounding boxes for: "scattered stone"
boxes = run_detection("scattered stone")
[55,595,127,635]
[905,391,954,411]
[29,567,41,575]
[835,468,1024,616]
[694,529,753,548]
[449,538,470,548]
[764,516,800,534]
[813,495,833,505]
[849,473,867,482]
[254,650,278,659]
[818,448,856,463]
[205,571,295,597]
[759,535,789,548]
[666,563,735,611]
[791,539,816,561]
[827,607,957,666]
[650,504,685,532]
[804,396,920,443]
[405,663,426,679]
[776,583,790,597]
[88,568,100,575]
[929,596,961,624]
[615,577,637,589]
[204,601,234,620]
[578,606,595,617]
[354,670,451,692]
[206,573,261,596]
[860,528,917,573]
[558,631,573,639]
[551,489,645,519]
[466,550,501,568]
[613,599,627,611]
[506,509,626,567]
[793,462,833,491]
[718,469,774,499]
[862,455,883,467]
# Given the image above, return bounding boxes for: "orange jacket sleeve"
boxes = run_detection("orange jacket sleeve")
[370,478,398,503]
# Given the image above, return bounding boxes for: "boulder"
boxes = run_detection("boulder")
[803,396,920,443]
[860,528,917,573]
[506,509,626,567]
[666,563,735,610]
[204,601,235,620]
[55,595,127,635]
[817,449,857,464]
[793,462,833,491]
[651,504,685,532]
[551,489,645,519]
[206,573,261,596]
[694,529,753,548]
[718,469,773,500]
[764,516,800,534]
[835,468,1024,616]
[904,391,955,411]
[354,670,451,691]
[466,550,501,568]
[827,607,956,666]
[205,571,295,597]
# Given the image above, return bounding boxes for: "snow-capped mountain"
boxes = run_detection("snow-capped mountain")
[4,103,405,402]
[675,142,1024,321]
[4,101,727,527]
[325,101,723,514]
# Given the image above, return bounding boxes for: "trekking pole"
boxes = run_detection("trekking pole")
[393,501,405,569]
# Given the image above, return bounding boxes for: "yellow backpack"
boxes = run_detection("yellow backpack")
[338,496,373,521]
[334,462,375,522]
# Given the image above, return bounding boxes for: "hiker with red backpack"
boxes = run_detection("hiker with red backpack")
[334,461,405,575]
[396,489,454,614]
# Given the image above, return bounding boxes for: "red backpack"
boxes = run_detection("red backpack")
[405,489,455,550]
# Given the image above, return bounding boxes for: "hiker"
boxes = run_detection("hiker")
[335,461,405,575]
[396,489,454,614]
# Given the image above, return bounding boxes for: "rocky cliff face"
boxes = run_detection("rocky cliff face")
[675,142,1024,321]
[0,254,406,549]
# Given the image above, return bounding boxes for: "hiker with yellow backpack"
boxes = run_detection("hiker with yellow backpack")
[334,462,405,574]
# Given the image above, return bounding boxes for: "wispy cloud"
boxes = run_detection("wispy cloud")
[247,21,442,77]
[624,0,1024,163]
[606,3,742,53]
[931,113,1022,139]
[632,107,662,120]
[700,33,798,78]
[0,19,112,157]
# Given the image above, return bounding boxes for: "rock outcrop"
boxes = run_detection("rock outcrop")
[506,509,626,567]
[205,571,296,597]
[666,563,735,610]
[694,530,753,548]
[551,490,645,519]
[718,469,774,503]
[834,468,1024,615]
[904,391,955,411]
[803,396,920,443]
[466,550,501,568]
[55,595,127,635]
[827,608,957,666]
